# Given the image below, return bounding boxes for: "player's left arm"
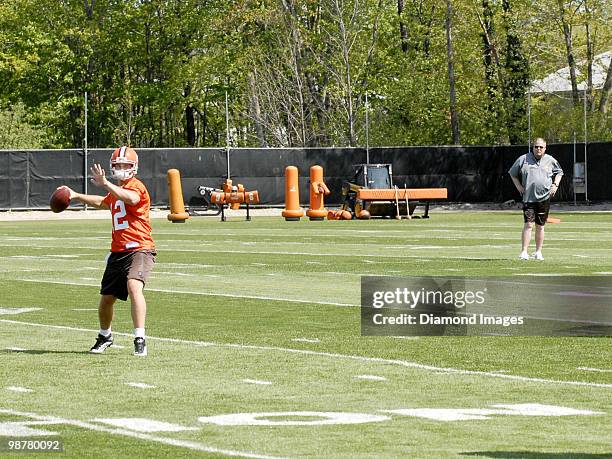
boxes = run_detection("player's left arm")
[90,163,140,206]
[551,160,563,186]
[550,160,563,197]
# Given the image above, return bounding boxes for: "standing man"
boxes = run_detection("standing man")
[508,138,563,261]
[60,146,156,356]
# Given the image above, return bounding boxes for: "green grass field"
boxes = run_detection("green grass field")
[1,211,611,458]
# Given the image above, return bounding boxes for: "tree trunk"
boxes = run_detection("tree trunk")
[599,58,612,114]
[83,0,94,19]
[248,71,268,147]
[480,0,497,113]
[557,0,579,104]
[362,0,383,89]
[184,85,195,146]
[201,95,208,145]
[281,0,328,146]
[502,0,529,144]
[445,0,459,144]
[397,0,409,53]
[334,0,355,147]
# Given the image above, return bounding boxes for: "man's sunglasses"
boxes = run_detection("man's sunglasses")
[534,145,545,149]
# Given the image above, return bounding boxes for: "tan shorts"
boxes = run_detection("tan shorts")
[100,250,156,301]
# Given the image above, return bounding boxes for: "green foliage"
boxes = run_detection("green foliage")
[0,102,48,148]
[0,0,609,148]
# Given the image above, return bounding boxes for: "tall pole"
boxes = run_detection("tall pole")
[365,92,370,164]
[583,88,588,202]
[573,131,576,206]
[225,91,230,179]
[527,91,531,150]
[84,91,88,210]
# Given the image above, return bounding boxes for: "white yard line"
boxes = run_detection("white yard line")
[14,277,612,311]
[0,307,42,315]
[0,409,284,459]
[2,242,612,259]
[150,272,217,278]
[1,319,610,389]
[126,382,156,389]
[577,367,612,373]
[15,279,359,307]
[355,375,387,381]
[243,379,272,385]
[6,386,34,393]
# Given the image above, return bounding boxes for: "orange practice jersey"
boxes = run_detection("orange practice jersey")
[102,178,155,252]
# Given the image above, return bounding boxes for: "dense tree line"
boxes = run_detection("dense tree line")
[0,0,610,149]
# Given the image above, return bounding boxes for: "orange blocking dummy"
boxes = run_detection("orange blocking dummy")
[282,166,304,221]
[306,165,330,221]
[167,169,190,223]
[222,179,244,210]
[211,190,259,205]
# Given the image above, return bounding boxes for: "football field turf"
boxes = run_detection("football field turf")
[1,211,611,458]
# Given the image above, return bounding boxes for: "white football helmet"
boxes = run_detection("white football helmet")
[110,146,138,181]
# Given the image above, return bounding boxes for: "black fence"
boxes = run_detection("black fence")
[0,143,609,209]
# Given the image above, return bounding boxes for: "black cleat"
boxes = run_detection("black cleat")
[90,334,113,354]
[133,337,147,356]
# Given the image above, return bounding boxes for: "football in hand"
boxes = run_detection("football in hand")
[50,187,71,213]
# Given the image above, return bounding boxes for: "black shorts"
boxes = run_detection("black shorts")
[523,200,550,226]
[100,251,156,301]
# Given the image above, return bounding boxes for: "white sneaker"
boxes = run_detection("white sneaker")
[519,252,529,260]
[533,252,544,261]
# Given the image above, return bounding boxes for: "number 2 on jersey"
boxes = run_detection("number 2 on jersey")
[113,200,129,230]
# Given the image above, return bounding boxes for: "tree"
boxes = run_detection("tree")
[501,0,529,144]
[557,0,580,104]
[445,0,460,144]
[0,0,610,148]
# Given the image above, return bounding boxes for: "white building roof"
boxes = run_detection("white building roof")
[529,51,611,94]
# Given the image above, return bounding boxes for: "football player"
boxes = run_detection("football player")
[59,146,156,356]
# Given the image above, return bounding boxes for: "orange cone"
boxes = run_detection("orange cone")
[167,169,189,223]
[306,165,330,221]
[282,166,304,221]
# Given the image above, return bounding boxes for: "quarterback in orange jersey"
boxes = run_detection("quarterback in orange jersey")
[59,146,156,356]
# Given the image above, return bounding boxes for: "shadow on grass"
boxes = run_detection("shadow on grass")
[463,452,611,458]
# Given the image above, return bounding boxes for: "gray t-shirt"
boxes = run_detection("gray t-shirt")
[508,152,563,202]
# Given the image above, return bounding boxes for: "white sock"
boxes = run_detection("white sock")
[99,328,111,337]
[134,328,145,339]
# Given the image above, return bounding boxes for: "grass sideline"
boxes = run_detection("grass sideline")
[0,212,611,458]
